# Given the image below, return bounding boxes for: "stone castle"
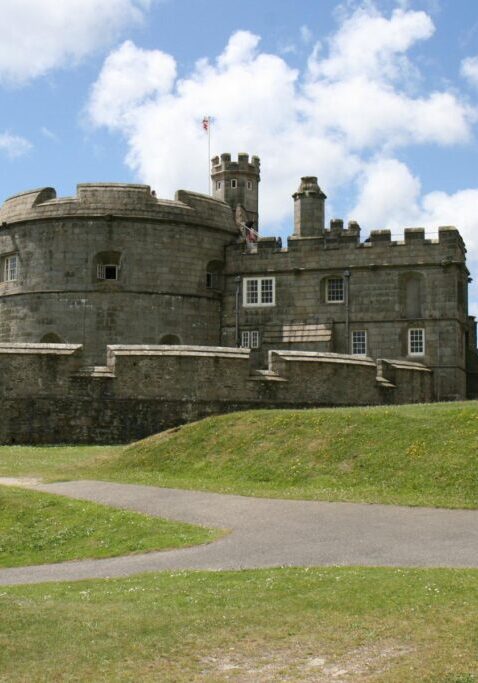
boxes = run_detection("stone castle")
[0,153,477,443]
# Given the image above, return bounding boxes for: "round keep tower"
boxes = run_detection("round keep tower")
[0,182,239,363]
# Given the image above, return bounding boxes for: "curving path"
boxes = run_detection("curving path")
[1,478,478,585]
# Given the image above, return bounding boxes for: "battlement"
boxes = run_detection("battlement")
[234,222,466,262]
[0,183,238,233]
[211,152,261,176]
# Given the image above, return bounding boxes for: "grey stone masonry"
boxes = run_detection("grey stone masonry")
[0,151,476,444]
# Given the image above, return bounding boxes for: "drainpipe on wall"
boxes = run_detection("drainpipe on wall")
[344,269,351,354]
[235,275,241,347]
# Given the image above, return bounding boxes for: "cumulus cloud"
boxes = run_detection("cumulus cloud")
[0,132,32,158]
[461,56,478,89]
[88,41,176,128]
[0,0,152,85]
[85,1,478,301]
[309,6,434,82]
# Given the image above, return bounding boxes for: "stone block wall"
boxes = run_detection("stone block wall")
[0,344,434,444]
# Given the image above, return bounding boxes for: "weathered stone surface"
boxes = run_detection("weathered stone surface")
[0,153,476,444]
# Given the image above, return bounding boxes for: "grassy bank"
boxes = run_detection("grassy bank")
[100,402,478,508]
[0,567,476,682]
[1,402,477,508]
[0,486,220,567]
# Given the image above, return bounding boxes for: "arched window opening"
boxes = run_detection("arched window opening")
[401,272,424,319]
[160,334,181,345]
[206,260,224,291]
[40,333,63,343]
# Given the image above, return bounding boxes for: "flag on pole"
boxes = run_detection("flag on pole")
[202,116,210,132]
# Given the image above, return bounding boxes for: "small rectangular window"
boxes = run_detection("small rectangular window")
[241,330,260,348]
[231,179,237,189]
[247,180,253,190]
[3,254,18,282]
[326,278,344,303]
[408,328,425,355]
[243,277,275,307]
[352,330,367,355]
[97,264,118,281]
[216,181,221,190]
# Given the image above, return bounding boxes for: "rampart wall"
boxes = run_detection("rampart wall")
[0,343,433,444]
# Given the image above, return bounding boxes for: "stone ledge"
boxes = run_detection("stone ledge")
[0,343,82,355]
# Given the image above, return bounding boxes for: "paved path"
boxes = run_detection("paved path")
[1,478,477,585]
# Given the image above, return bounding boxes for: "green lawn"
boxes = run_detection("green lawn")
[1,402,477,508]
[0,486,221,568]
[0,567,476,682]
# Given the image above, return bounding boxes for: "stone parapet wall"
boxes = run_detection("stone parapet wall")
[0,185,237,233]
[0,344,433,444]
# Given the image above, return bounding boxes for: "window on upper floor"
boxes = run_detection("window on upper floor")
[97,264,118,280]
[231,179,237,189]
[206,260,223,290]
[94,251,122,282]
[247,180,253,191]
[2,254,18,282]
[352,330,367,356]
[400,272,424,319]
[241,330,260,349]
[243,277,275,307]
[408,328,425,356]
[326,277,344,303]
[216,181,221,190]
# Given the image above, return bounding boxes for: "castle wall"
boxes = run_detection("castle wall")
[0,186,237,362]
[223,227,468,399]
[0,344,433,444]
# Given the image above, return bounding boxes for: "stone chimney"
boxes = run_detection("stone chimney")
[292,176,326,238]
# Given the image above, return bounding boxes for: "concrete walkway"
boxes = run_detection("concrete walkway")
[1,478,477,585]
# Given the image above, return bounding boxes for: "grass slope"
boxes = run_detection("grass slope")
[0,402,477,508]
[102,402,478,508]
[0,486,220,568]
[0,567,476,682]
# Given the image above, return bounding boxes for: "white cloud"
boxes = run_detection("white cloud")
[311,7,434,82]
[349,158,422,230]
[0,0,152,85]
[88,41,176,129]
[0,132,32,158]
[461,56,478,89]
[86,4,476,241]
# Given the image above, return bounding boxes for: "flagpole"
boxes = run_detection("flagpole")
[202,115,212,194]
[208,116,211,195]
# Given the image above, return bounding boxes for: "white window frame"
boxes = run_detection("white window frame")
[326,277,344,303]
[97,264,119,281]
[408,328,425,356]
[351,330,367,356]
[230,179,237,189]
[243,277,275,307]
[241,330,260,349]
[3,254,18,282]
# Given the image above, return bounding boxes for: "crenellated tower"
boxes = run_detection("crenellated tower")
[211,153,260,230]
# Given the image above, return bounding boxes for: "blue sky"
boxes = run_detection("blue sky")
[1,0,478,310]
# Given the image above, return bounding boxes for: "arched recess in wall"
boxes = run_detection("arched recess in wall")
[400,272,425,319]
[160,334,181,345]
[206,260,224,290]
[40,333,63,343]
[93,251,122,282]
